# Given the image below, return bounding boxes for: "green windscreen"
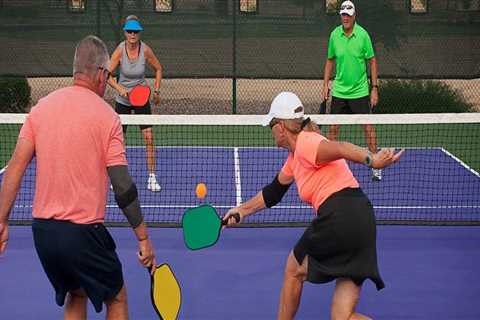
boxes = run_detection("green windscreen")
[182,205,222,250]
[2,0,479,79]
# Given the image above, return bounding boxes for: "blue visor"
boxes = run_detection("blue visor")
[123,20,143,31]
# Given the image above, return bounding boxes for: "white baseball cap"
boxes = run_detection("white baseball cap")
[262,92,304,127]
[339,1,355,16]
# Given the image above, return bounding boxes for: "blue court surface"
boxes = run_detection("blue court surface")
[1,225,480,319]
[4,146,480,224]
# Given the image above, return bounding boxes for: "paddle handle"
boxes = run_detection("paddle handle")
[138,251,156,274]
[319,98,327,114]
[221,213,240,226]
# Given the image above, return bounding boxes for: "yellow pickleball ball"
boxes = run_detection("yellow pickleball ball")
[195,183,207,199]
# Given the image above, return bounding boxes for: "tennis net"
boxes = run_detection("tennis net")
[1,113,479,226]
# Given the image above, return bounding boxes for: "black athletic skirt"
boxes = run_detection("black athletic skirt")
[293,188,385,290]
[32,219,124,312]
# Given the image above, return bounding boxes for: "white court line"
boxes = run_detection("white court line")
[126,145,233,149]
[268,205,480,209]
[0,165,7,175]
[374,205,480,209]
[13,204,480,210]
[125,146,443,150]
[123,204,480,210]
[106,204,235,209]
[233,147,242,206]
[440,148,480,178]
[14,204,480,210]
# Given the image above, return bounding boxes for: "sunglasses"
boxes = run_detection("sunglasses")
[269,119,281,129]
[125,30,140,34]
[98,67,112,79]
[340,4,354,10]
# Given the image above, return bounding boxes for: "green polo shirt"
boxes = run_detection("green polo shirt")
[327,23,375,99]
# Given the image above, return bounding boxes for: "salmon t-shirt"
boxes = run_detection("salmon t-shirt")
[19,86,127,224]
[281,131,359,212]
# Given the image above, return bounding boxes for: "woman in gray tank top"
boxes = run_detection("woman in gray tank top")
[108,16,163,192]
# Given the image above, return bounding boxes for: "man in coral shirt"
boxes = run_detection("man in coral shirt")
[0,35,156,319]
[223,92,403,319]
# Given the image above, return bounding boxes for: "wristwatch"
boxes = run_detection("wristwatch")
[365,151,373,167]
[154,89,160,94]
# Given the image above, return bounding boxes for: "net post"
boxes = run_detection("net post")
[96,0,101,38]
[232,0,237,114]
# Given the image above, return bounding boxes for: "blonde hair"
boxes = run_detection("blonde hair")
[282,118,321,134]
[124,14,140,23]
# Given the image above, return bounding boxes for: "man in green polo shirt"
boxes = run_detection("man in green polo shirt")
[322,0,382,181]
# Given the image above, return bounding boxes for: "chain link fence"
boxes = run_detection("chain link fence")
[1,0,479,114]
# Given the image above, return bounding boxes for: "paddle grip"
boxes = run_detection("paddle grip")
[138,251,155,274]
[319,99,327,114]
[221,212,240,226]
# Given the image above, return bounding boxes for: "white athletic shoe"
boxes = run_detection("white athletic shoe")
[372,168,382,181]
[147,173,161,192]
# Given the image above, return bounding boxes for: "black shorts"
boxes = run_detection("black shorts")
[330,95,371,114]
[32,219,124,313]
[293,188,385,290]
[115,101,152,132]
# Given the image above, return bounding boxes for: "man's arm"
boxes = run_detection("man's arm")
[0,138,34,222]
[108,165,156,268]
[369,57,379,107]
[0,138,35,253]
[323,59,334,100]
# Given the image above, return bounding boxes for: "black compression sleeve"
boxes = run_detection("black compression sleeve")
[108,166,144,228]
[115,183,138,209]
[121,198,144,228]
[262,174,292,208]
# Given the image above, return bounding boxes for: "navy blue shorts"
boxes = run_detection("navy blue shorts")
[293,188,385,290]
[330,95,371,114]
[32,219,124,313]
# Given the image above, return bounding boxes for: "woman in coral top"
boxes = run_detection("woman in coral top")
[223,92,403,320]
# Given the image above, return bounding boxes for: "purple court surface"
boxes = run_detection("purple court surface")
[1,146,479,319]
[4,147,480,224]
[1,225,480,319]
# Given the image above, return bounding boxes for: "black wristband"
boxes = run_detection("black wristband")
[262,174,292,208]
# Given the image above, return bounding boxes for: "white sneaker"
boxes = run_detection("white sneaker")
[372,168,382,181]
[147,173,161,192]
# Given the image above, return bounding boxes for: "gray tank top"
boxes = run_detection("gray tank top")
[115,41,147,106]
